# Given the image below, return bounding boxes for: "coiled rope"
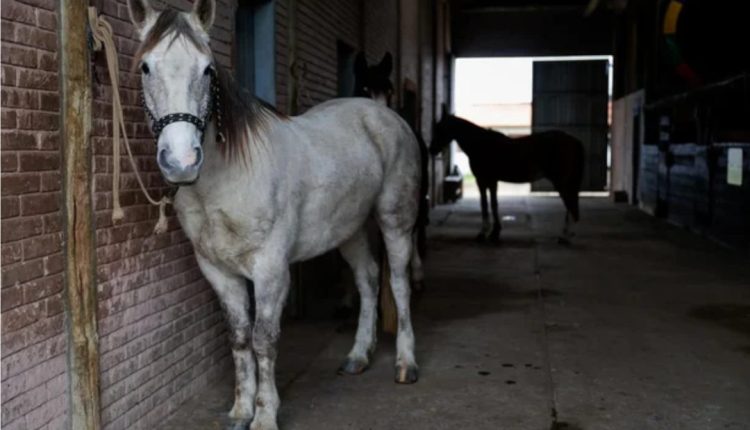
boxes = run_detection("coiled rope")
[88,8,170,234]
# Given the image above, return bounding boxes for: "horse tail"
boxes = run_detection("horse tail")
[416,131,430,227]
[569,135,585,222]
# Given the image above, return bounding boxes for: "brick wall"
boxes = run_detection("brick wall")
[1,0,67,429]
[91,1,234,429]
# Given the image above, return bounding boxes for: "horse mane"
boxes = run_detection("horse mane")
[446,115,512,142]
[134,9,286,161]
[213,65,286,159]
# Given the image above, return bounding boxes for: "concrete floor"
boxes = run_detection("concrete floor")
[164,194,750,430]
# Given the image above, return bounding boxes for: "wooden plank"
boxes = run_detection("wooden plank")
[60,1,100,429]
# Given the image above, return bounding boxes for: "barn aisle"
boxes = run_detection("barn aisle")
[165,195,750,430]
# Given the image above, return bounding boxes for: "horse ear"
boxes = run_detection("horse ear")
[441,103,449,119]
[192,0,216,31]
[354,52,367,78]
[379,52,393,76]
[127,0,156,39]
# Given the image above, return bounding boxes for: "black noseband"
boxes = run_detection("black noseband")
[149,112,206,136]
[141,67,224,143]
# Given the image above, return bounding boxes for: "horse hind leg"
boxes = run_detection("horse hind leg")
[378,217,419,384]
[559,190,580,245]
[410,233,425,291]
[338,229,380,375]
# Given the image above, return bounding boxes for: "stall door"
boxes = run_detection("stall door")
[532,60,609,191]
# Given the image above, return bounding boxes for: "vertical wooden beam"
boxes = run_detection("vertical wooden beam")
[60,0,100,429]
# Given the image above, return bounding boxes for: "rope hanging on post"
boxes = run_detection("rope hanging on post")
[87,7,170,234]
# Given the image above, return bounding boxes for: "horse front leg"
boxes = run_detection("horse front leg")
[477,183,491,241]
[196,256,256,427]
[489,182,501,243]
[250,264,290,430]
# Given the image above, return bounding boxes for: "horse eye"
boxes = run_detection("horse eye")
[203,66,214,76]
[140,63,150,75]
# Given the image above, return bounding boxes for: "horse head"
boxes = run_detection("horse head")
[430,114,457,157]
[128,0,217,185]
[354,52,394,106]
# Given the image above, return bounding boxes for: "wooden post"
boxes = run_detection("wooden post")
[60,1,100,428]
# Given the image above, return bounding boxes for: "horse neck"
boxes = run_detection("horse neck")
[450,118,483,156]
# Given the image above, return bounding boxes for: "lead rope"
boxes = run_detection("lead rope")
[88,8,170,234]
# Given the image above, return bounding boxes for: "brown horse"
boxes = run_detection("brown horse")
[431,114,584,243]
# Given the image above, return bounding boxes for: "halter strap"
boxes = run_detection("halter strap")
[140,68,224,143]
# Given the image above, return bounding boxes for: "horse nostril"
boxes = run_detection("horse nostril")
[193,147,203,167]
[158,148,172,169]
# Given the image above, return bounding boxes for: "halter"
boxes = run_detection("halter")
[140,67,225,143]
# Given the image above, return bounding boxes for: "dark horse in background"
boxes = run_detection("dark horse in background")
[431,115,584,244]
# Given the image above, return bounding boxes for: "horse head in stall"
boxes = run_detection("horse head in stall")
[354,52,394,106]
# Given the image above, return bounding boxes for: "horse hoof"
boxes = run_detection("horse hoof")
[338,357,369,375]
[250,414,278,430]
[226,419,252,430]
[395,364,419,384]
[489,233,501,244]
[557,236,572,246]
[475,233,487,243]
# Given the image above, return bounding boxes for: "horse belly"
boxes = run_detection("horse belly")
[290,186,378,262]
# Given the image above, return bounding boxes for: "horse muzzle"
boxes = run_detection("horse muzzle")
[157,143,203,185]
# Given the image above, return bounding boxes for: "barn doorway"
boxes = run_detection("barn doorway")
[454,56,613,196]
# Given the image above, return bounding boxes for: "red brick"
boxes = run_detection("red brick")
[1,217,43,242]
[2,173,40,195]
[20,192,58,215]
[1,153,18,173]
[40,171,60,191]
[1,109,17,128]
[41,212,61,234]
[1,43,38,67]
[1,329,27,357]
[36,9,56,31]
[44,294,63,316]
[17,110,58,131]
[38,51,57,71]
[27,313,64,346]
[1,65,17,86]
[1,2,36,26]
[2,241,24,264]
[1,285,24,312]
[17,0,57,12]
[43,252,64,276]
[0,301,42,331]
[2,87,40,109]
[39,91,59,111]
[1,21,16,42]
[23,273,63,303]
[1,259,44,287]
[1,196,20,218]
[38,132,59,150]
[19,152,58,171]
[14,25,57,51]
[2,130,37,150]
[22,233,61,259]
[16,69,57,91]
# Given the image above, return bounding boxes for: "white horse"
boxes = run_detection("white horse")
[126,0,420,429]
